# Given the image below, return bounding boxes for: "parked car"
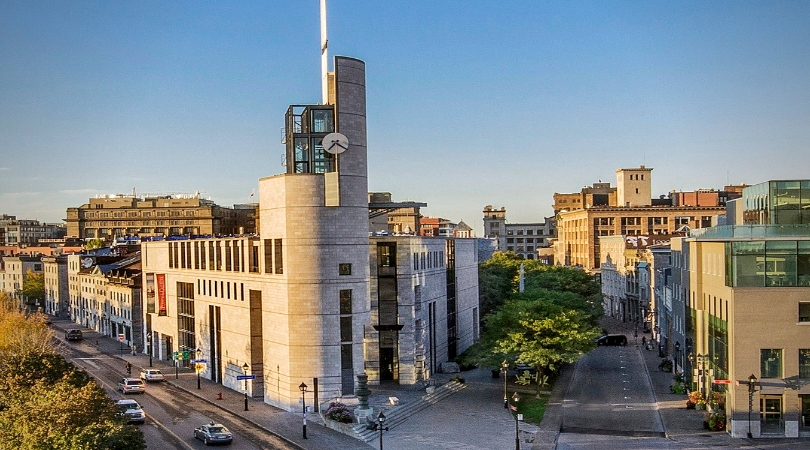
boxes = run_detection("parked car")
[118,377,146,394]
[139,369,165,382]
[116,399,145,423]
[65,329,83,341]
[194,422,233,446]
[596,334,628,346]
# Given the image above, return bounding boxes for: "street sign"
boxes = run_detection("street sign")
[236,375,256,381]
[713,379,731,384]
[118,334,125,342]
[190,359,208,364]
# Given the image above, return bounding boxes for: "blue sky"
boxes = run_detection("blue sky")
[2,1,809,235]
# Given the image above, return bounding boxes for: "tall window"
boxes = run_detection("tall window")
[761,349,783,378]
[274,239,283,274]
[800,302,810,322]
[799,349,810,379]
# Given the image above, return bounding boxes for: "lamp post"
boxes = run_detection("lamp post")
[688,353,709,401]
[146,334,152,367]
[375,411,388,450]
[242,363,249,411]
[195,348,202,390]
[501,360,509,409]
[748,374,758,438]
[299,382,308,439]
[511,391,521,450]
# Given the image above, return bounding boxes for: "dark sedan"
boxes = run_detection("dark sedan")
[194,423,233,446]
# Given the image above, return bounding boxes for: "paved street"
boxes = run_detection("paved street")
[50,316,808,449]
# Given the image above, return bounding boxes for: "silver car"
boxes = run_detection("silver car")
[116,399,145,423]
[117,377,146,394]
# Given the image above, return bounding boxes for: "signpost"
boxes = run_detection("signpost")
[118,334,125,355]
[236,374,255,381]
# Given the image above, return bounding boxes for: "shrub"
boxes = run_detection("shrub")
[705,411,726,431]
[324,402,354,423]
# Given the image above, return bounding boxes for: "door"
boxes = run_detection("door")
[760,395,783,434]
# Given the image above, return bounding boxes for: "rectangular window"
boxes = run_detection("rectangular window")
[264,239,273,273]
[800,349,810,379]
[800,302,810,322]
[274,239,283,274]
[339,263,352,276]
[340,290,352,314]
[340,316,352,342]
[761,349,783,378]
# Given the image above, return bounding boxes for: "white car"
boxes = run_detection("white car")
[139,369,165,382]
[116,399,145,423]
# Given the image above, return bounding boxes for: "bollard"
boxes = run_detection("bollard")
[217,392,223,400]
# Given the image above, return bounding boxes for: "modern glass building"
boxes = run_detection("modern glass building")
[743,180,810,225]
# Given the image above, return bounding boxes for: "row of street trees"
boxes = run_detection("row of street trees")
[463,252,603,396]
[0,292,145,450]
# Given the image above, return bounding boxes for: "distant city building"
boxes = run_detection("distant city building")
[0,215,66,246]
[65,193,257,241]
[0,254,43,311]
[482,206,555,261]
[368,192,427,235]
[554,166,726,272]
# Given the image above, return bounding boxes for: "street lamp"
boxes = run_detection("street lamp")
[374,411,388,450]
[146,334,152,367]
[299,382,308,439]
[688,353,709,401]
[674,341,681,374]
[195,348,202,390]
[748,374,758,438]
[501,360,509,409]
[511,391,521,450]
[242,363,249,411]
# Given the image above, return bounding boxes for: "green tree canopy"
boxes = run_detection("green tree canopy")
[19,270,45,307]
[0,293,145,450]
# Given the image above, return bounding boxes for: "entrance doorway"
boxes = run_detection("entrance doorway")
[760,395,783,434]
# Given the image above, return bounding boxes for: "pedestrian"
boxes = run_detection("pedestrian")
[642,336,647,347]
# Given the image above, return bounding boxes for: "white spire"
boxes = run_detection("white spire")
[320,0,329,104]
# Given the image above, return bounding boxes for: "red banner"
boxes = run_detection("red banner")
[157,274,167,316]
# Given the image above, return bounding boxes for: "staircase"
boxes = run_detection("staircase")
[352,381,468,442]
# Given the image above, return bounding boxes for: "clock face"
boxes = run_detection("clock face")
[323,132,349,154]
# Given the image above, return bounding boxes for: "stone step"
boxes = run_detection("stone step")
[353,381,467,442]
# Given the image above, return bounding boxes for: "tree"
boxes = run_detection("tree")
[19,270,45,311]
[0,293,146,449]
[493,299,600,396]
[478,252,522,316]
[84,238,105,250]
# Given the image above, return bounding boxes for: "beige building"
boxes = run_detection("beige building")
[140,56,479,413]
[0,255,43,311]
[677,180,810,438]
[65,194,257,241]
[554,166,725,272]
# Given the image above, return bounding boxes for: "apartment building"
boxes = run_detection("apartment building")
[65,194,257,241]
[0,215,66,246]
[554,166,725,272]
